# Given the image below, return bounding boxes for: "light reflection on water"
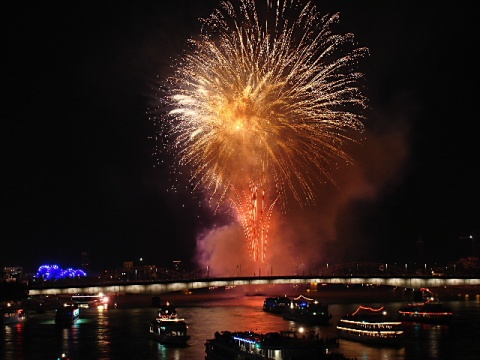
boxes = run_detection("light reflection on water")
[1,297,479,360]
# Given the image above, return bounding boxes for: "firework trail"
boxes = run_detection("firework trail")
[232,182,278,261]
[157,0,367,262]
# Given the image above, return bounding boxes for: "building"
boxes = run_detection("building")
[2,267,23,282]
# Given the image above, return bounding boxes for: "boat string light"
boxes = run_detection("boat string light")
[352,306,385,316]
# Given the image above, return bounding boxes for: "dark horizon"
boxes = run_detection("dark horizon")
[3,1,479,273]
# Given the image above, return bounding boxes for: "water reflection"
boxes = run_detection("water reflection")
[2,298,479,359]
[157,343,182,360]
[95,305,111,359]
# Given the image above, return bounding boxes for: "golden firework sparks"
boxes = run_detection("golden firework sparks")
[157,0,368,261]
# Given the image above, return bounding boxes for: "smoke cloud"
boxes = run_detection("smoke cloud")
[194,118,410,276]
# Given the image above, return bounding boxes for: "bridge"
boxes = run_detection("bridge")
[28,275,480,297]
[28,261,480,296]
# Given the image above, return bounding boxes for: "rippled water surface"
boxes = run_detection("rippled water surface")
[2,297,479,360]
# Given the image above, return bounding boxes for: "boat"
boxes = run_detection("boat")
[262,296,290,314]
[149,317,190,346]
[157,301,177,319]
[1,307,27,325]
[398,288,453,324]
[398,301,453,324]
[55,302,79,326]
[337,306,404,347]
[72,292,110,308]
[282,295,332,325]
[205,329,345,360]
[149,301,190,346]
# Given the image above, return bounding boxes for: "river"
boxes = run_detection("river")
[2,293,479,360]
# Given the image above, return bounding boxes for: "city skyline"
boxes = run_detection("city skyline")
[3,1,479,272]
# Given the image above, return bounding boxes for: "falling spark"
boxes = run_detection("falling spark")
[155,0,368,261]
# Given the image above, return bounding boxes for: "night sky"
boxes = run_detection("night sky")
[3,1,479,274]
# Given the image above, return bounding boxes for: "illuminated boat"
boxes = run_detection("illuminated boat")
[282,295,332,325]
[55,302,79,326]
[149,318,190,346]
[1,307,27,325]
[398,287,453,324]
[337,306,404,347]
[71,292,110,308]
[262,296,290,314]
[149,301,190,346]
[398,302,453,324]
[205,329,343,360]
[157,301,177,319]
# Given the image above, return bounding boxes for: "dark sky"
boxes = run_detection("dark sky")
[2,1,479,273]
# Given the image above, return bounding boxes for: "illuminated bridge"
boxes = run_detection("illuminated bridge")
[28,262,480,297]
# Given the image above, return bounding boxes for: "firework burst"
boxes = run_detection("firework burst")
[156,0,368,261]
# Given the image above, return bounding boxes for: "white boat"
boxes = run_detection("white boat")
[157,301,177,319]
[2,307,27,325]
[149,317,190,346]
[149,301,190,346]
[337,306,404,347]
